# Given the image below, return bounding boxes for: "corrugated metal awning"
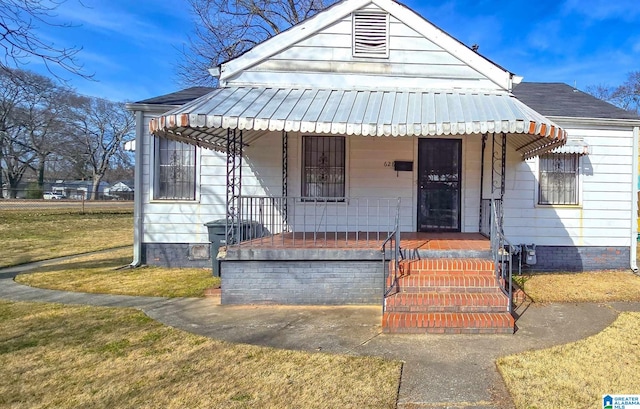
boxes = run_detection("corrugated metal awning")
[550,138,590,155]
[149,87,566,158]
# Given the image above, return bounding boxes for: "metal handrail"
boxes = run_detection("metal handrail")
[233,195,402,247]
[381,198,402,305]
[489,198,516,314]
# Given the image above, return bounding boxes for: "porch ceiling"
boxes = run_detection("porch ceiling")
[149,86,567,158]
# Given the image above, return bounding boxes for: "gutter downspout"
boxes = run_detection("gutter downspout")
[130,110,145,267]
[631,125,639,272]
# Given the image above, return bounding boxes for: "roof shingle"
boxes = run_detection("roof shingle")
[513,82,639,120]
[135,86,215,105]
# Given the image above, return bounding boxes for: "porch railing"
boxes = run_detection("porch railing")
[381,198,402,301]
[480,198,502,237]
[489,198,517,314]
[233,195,403,247]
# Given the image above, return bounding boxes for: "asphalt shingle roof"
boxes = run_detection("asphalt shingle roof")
[513,82,639,120]
[135,86,215,105]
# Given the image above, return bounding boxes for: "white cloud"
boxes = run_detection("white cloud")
[52,0,189,47]
[561,0,640,21]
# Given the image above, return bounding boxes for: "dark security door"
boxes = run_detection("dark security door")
[417,139,462,232]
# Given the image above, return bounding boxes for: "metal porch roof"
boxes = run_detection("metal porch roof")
[551,138,590,155]
[149,87,567,158]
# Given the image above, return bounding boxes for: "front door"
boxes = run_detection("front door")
[417,138,462,232]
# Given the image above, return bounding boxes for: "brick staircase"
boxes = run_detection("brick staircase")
[382,258,515,334]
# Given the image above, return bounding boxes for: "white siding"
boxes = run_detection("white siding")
[142,129,282,244]
[226,8,499,90]
[501,126,635,247]
[463,136,482,232]
[141,122,635,247]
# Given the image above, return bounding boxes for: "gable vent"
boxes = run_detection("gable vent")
[352,11,389,58]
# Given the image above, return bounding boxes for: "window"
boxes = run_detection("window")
[155,138,196,200]
[302,136,345,198]
[352,11,389,58]
[538,154,579,205]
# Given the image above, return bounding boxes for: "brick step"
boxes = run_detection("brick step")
[385,292,509,313]
[390,273,502,293]
[382,312,515,334]
[395,258,495,276]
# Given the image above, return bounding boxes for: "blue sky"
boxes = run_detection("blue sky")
[27,0,640,102]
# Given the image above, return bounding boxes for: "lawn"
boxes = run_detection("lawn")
[15,247,220,298]
[498,312,640,409]
[0,301,401,409]
[514,270,640,303]
[501,270,640,409]
[0,209,133,268]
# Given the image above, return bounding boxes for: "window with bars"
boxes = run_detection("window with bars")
[154,138,196,200]
[302,136,345,199]
[538,153,579,205]
[352,11,389,58]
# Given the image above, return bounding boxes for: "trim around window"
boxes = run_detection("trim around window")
[153,137,197,201]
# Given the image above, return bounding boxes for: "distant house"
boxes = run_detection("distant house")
[52,180,110,200]
[127,0,640,333]
[107,180,135,200]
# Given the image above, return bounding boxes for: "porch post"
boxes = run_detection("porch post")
[282,130,288,226]
[490,133,507,228]
[226,129,243,244]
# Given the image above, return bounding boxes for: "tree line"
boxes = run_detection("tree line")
[587,72,640,116]
[0,67,134,199]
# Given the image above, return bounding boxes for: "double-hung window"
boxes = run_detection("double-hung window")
[302,136,345,199]
[154,138,196,200]
[538,153,579,205]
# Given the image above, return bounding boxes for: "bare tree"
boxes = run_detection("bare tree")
[0,68,74,197]
[586,71,640,115]
[1,114,36,198]
[177,0,336,85]
[0,0,91,80]
[69,96,135,200]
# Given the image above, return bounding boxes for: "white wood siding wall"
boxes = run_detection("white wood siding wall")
[141,129,486,243]
[141,122,282,244]
[226,4,499,90]
[502,126,634,247]
[142,124,633,247]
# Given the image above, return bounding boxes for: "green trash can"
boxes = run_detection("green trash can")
[204,219,264,277]
[204,220,229,277]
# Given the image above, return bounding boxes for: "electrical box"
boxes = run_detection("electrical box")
[524,244,537,265]
[393,161,413,172]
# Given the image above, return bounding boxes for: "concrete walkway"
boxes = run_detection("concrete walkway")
[1,259,639,409]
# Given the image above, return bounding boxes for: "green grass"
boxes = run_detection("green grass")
[0,209,133,268]
[0,301,401,408]
[15,247,220,298]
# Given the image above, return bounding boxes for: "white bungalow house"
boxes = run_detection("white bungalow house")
[126,0,640,333]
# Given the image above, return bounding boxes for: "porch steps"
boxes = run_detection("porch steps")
[382,258,515,334]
